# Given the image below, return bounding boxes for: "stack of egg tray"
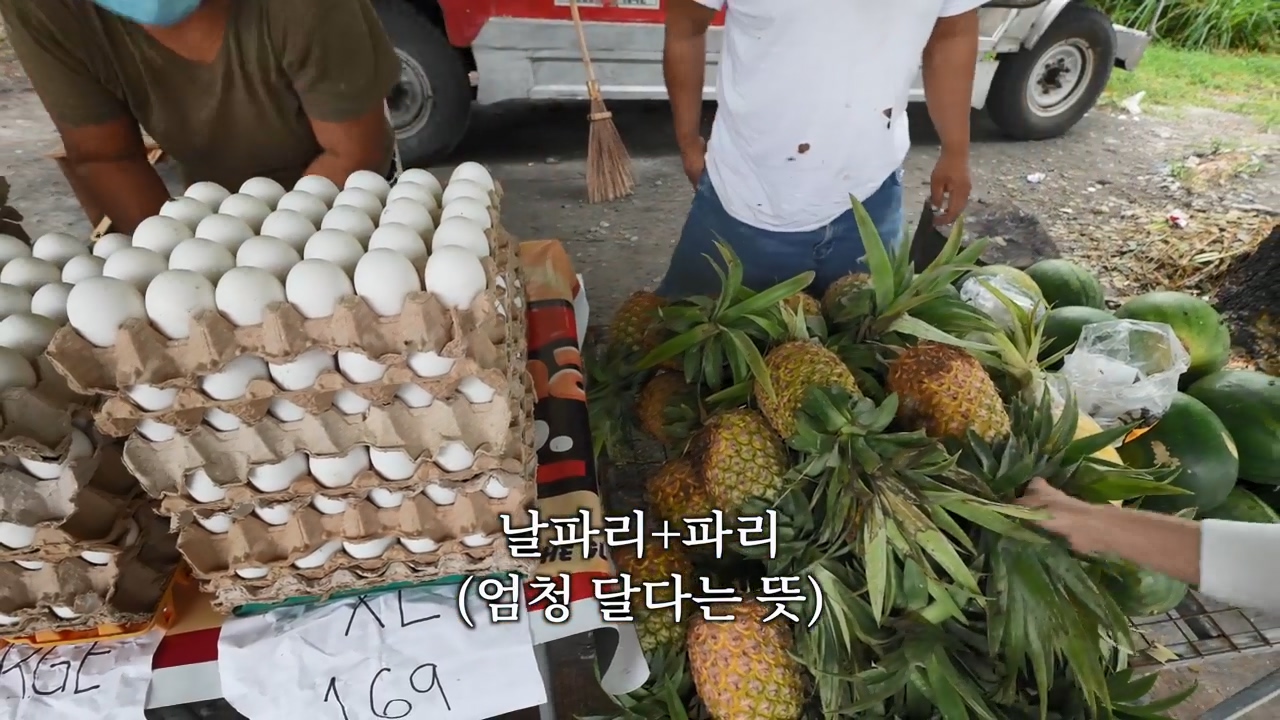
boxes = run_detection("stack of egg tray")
[0,372,178,636]
[45,228,537,611]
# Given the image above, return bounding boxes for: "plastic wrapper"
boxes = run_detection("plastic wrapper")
[959,275,1046,329]
[1059,319,1190,429]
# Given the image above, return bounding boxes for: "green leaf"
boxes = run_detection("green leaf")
[724,328,773,400]
[852,195,897,312]
[865,517,890,624]
[720,272,815,321]
[638,325,716,369]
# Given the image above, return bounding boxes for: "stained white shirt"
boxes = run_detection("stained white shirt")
[692,0,986,232]
[1200,520,1280,614]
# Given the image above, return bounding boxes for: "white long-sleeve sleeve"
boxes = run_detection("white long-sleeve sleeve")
[1199,519,1280,613]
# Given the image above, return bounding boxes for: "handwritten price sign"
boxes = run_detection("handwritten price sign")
[0,631,162,720]
[218,586,547,720]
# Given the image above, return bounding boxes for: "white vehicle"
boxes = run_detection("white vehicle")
[373,0,1152,166]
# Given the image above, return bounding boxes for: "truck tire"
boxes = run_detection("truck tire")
[986,2,1116,140]
[374,0,472,167]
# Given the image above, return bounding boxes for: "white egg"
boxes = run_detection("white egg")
[294,539,343,567]
[294,175,341,206]
[269,398,307,423]
[131,216,193,258]
[18,428,91,480]
[462,534,494,548]
[0,348,37,391]
[259,210,316,252]
[302,230,364,275]
[136,419,177,442]
[320,205,376,244]
[368,488,405,509]
[220,193,272,233]
[239,177,287,209]
[369,448,416,481]
[234,567,270,580]
[276,191,329,227]
[30,283,72,324]
[442,179,491,208]
[247,451,308,493]
[253,503,294,526]
[0,313,59,359]
[196,513,234,534]
[385,182,440,214]
[424,483,457,505]
[431,216,490,258]
[367,224,429,270]
[483,475,511,499]
[344,169,392,202]
[144,270,216,340]
[61,254,105,284]
[31,232,88,267]
[332,390,372,415]
[285,259,354,318]
[309,446,370,489]
[236,236,301,280]
[184,469,227,503]
[185,181,232,209]
[439,197,492,230]
[268,348,335,390]
[201,354,268,400]
[399,537,439,554]
[195,213,255,252]
[215,267,285,327]
[332,187,383,223]
[422,246,487,310]
[125,384,178,411]
[353,249,420,316]
[0,284,32,318]
[395,383,434,408]
[336,350,387,383]
[1,257,62,294]
[102,247,167,292]
[17,560,46,570]
[396,169,443,199]
[204,408,242,432]
[93,233,131,259]
[167,238,236,282]
[407,351,455,378]
[0,234,32,265]
[380,199,435,238]
[343,537,396,560]
[450,161,496,193]
[159,197,213,231]
[0,522,36,549]
[51,605,83,619]
[458,376,497,404]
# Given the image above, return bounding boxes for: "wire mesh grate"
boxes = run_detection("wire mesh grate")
[1130,593,1280,669]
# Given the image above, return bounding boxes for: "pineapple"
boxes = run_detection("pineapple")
[755,340,862,440]
[886,341,1011,443]
[782,292,821,318]
[610,290,667,356]
[687,600,804,720]
[636,373,699,445]
[820,271,870,317]
[612,541,694,602]
[633,606,691,655]
[691,409,789,513]
[647,458,714,528]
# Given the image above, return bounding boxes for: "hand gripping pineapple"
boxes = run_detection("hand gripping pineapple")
[687,600,804,720]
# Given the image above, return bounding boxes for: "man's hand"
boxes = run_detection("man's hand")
[1016,478,1101,554]
[682,136,707,188]
[930,148,971,225]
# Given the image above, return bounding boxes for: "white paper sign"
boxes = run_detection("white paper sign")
[0,630,162,720]
[218,586,547,720]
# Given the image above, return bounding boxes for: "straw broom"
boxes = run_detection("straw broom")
[568,0,635,203]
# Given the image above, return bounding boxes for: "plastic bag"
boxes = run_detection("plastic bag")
[1059,319,1190,429]
[959,274,1046,330]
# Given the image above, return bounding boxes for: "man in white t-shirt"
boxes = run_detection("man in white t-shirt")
[658,0,987,298]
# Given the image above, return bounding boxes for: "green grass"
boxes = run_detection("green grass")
[1096,0,1276,52]
[1103,45,1280,130]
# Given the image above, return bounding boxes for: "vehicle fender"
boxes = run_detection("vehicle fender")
[1022,0,1075,49]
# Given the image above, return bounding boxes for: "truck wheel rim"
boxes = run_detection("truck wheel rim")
[1025,40,1093,118]
[388,50,434,138]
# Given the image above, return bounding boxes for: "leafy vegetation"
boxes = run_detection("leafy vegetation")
[1097,0,1277,52]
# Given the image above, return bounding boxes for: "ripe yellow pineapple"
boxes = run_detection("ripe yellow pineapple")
[782,292,821,318]
[820,271,871,317]
[633,606,690,655]
[636,372,697,445]
[609,290,667,356]
[692,409,789,512]
[612,541,694,602]
[646,458,714,528]
[687,600,804,720]
[755,340,863,440]
[887,341,1011,443]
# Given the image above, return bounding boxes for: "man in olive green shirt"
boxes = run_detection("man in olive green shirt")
[1,0,401,233]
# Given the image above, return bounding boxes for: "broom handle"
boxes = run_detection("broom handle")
[567,0,604,100]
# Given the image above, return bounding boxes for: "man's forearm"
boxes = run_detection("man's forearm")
[1075,504,1202,585]
[922,11,980,156]
[74,158,171,234]
[663,35,707,153]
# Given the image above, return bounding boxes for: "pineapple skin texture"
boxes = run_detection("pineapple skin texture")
[634,605,691,655]
[610,290,666,355]
[637,372,693,444]
[688,600,804,720]
[646,457,714,527]
[782,292,821,317]
[756,341,862,440]
[693,409,790,512]
[612,542,694,604]
[820,271,871,316]
[887,342,1012,443]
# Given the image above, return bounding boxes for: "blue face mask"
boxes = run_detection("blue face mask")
[90,0,202,26]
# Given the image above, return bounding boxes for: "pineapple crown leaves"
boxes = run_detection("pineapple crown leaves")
[636,241,814,399]
[580,645,697,720]
[584,341,646,460]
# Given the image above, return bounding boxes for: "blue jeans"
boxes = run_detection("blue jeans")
[657,169,905,299]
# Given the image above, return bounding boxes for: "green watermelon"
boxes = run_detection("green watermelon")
[1113,291,1231,380]
[965,265,1045,302]
[1202,486,1280,523]
[1104,564,1189,617]
[1119,393,1239,514]
[1040,306,1114,362]
[1186,369,1280,484]
[1025,259,1106,309]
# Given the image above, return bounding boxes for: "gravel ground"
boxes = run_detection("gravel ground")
[3,37,1278,720]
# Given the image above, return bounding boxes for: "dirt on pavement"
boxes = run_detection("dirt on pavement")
[3,41,1279,720]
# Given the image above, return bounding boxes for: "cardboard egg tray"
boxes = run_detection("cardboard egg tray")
[177,476,533,579]
[0,504,180,637]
